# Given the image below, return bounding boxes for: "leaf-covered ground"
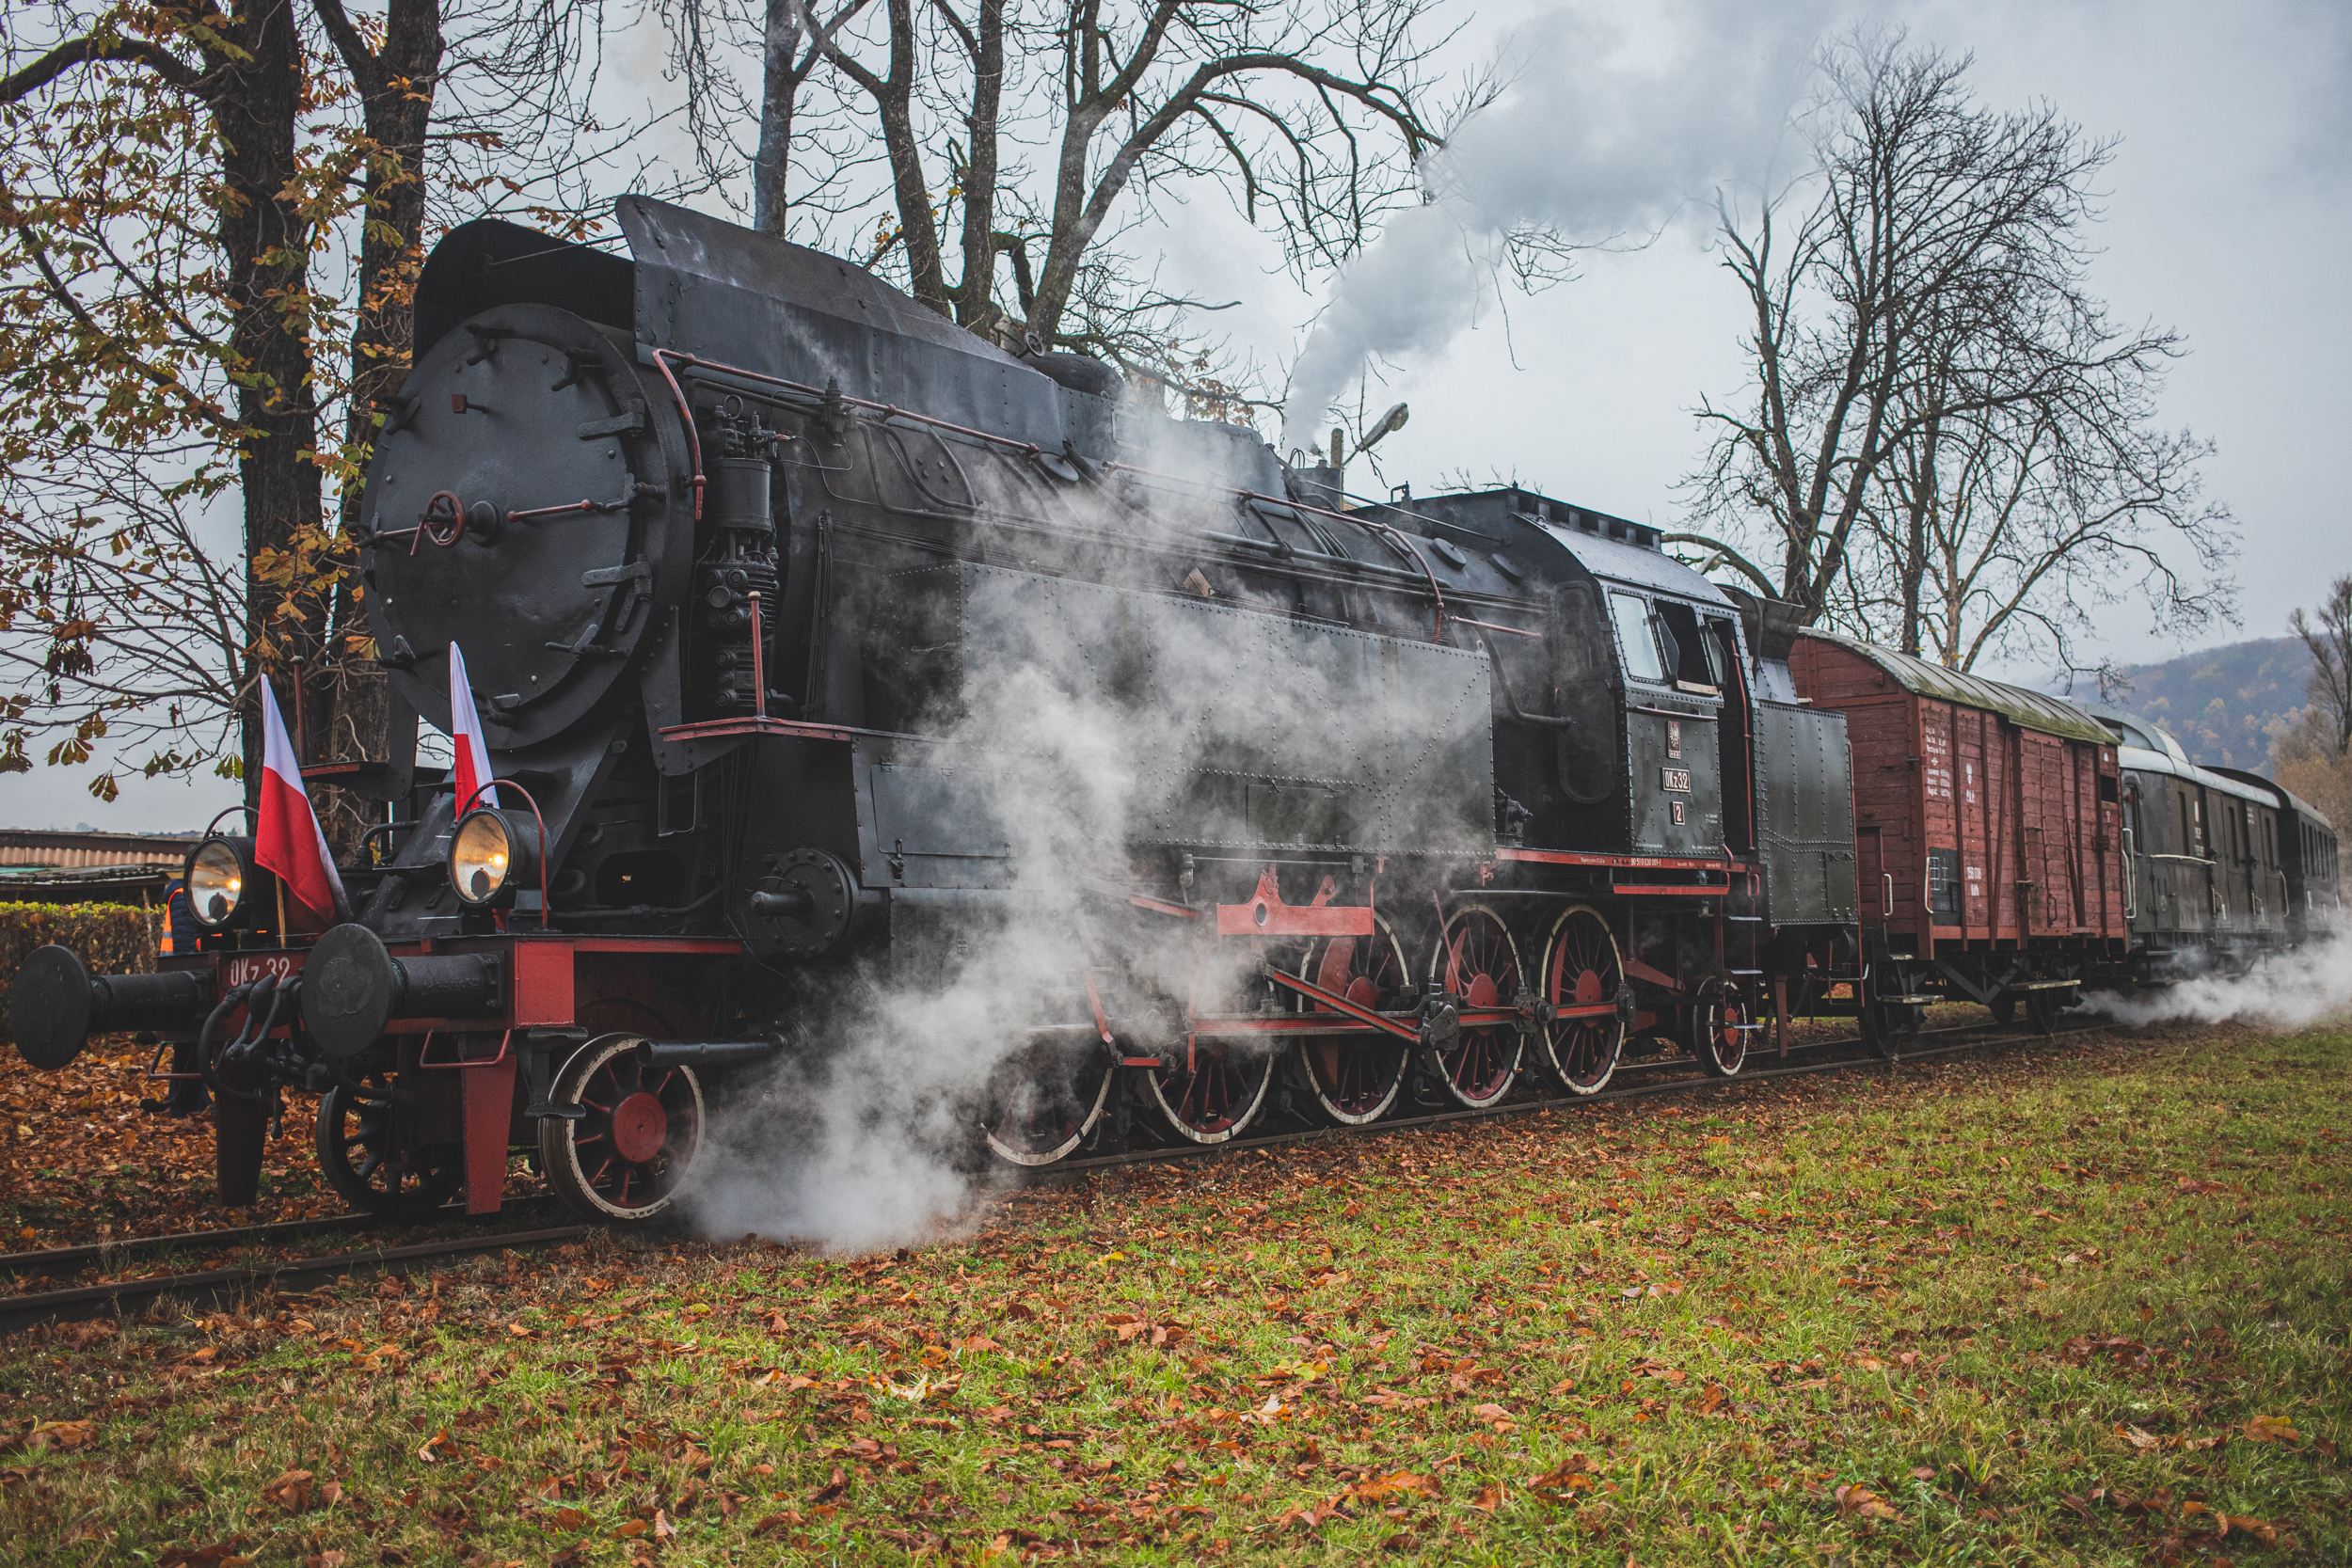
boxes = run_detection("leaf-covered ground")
[1,1018,2346,1566]
[0,1037,546,1259]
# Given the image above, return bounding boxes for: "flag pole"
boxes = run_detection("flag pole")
[275,879,287,941]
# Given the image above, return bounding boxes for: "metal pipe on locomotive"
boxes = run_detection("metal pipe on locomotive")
[8,197,2335,1226]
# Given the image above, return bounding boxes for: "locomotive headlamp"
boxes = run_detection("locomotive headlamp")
[449,808,539,907]
[185,837,255,928]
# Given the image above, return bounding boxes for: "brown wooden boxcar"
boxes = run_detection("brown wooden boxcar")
[1789,632,2128,1024]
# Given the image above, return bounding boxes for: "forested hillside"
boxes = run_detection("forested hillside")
[2094,637,2312,773]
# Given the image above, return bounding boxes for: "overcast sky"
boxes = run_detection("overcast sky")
[1175,0,2347,676]
[6,0,2343,832]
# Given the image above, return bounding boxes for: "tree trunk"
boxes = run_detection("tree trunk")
[1026,102,1111,342]
[319,0,445,855]
[754,0,803,235]
[209,0,325,813]
[873,0,947,317]
[950,0,1005,335]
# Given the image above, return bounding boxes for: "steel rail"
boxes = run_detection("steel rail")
[1031,1017,2121,1180]
[0,1197,564,1283]
[0,1226,595,1335]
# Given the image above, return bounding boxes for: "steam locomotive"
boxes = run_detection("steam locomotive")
[8,199,2337,1225]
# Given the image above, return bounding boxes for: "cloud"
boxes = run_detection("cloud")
[1281,0,1833,452]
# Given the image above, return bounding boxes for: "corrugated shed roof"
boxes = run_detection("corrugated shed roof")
[1798,631,2114,744]
[0,829,198,869]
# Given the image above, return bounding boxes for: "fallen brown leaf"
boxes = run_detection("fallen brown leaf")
[259,1469,313,1513]
[1834,1482,1900,1521]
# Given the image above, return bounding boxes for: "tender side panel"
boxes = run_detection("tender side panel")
[1754,699,1857,926]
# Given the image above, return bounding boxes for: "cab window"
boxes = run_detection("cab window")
[1610,593,1665,682]
[1652,600,1724,692]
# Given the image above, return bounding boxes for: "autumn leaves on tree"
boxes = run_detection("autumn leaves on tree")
[0,0,615,840]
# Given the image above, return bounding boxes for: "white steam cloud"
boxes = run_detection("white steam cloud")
[679,433,1488,1253]
[2079,933,2352,1031]
[1281,0,1833,453]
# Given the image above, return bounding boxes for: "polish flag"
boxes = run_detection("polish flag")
[447,641,500,812]
[255,681,348,928]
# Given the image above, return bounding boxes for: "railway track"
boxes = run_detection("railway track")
[0,1225,596,1335]
[1036,1014,2122,1178]
[0,1013,2119,1333]
[0,1196,562,1282]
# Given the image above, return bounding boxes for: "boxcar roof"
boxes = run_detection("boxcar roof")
[1797,632,2114,746]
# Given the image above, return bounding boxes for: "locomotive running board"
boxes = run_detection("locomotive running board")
[1215,868,1375,938]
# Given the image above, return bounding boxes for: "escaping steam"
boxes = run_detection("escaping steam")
[1280,0,1831,453]
[2079,933,2352,1031]
[680,431,1486,1253]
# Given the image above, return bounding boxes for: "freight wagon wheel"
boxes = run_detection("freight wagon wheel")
[1428,907,1523,1109]
[1290,918,1413,1126]
[537,1034,704,1222]
[315,1070,464,1220]
[1859,985,1925,1063]
[981,1035,1116,1166]
[1539,905,1625,1096]
[2025,990,2060,1037]
[1151,1040,1276,1145]
[1988,996,2015,1027]
[1689,992,1751,1079]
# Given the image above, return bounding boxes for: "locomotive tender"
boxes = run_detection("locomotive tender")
[8,199,2337,1224]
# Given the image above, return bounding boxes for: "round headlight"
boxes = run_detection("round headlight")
[451,811,514,905]
[187,839,248,927]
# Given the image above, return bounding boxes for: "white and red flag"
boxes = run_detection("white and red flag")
[447,641,501,812]
[255,681,348,928]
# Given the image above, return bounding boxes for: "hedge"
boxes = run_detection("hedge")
[0,903,160,1050]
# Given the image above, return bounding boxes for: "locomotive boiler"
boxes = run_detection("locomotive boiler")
[8,198,2336,1225]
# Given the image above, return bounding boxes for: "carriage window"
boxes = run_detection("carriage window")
[1610,593,1666,682]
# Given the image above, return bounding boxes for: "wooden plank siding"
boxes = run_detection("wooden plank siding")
[1789,637,2126,957]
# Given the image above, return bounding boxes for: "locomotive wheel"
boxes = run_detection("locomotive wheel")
[1291,919,1413,1126]
[1538,904,1625,1095]
[315,1070,464,1220]
[1428,906,1523,1109]
[537,1034,704,1223]
[981,1035,1116,1166]
[1151,1040,1276,1144]
[1689,992,1751,1079]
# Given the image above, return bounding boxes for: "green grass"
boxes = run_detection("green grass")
[1,1020,2346,1565]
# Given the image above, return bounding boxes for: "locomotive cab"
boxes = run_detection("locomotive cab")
[1357,487,1750,861]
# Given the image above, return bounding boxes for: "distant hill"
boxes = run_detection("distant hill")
[2081,636,2312,774]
